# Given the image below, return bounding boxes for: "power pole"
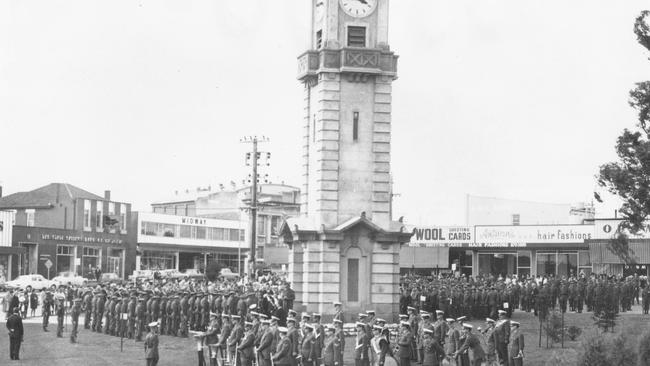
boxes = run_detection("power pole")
[241,136,269,279]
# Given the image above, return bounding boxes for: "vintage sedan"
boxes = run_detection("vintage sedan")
[51,272,88,287]
[5,274,53,290]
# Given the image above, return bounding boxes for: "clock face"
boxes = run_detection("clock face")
[340,0,377,18]
[315,0,326,22]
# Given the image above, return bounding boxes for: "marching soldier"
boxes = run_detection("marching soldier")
[6,307,24,361]
[70,298,82,343]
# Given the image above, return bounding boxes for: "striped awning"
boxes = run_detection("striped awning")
[399,246,449,268]
[588,240,650,264]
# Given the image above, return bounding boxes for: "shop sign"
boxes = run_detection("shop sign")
[593,219,650,240]
[407,226,472,247]
[475,225,593,244]
[40,233,124,245]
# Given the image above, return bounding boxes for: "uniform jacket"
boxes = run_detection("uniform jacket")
[508,328,524,358]
[287,326,301,357]
[422,337,445,366]
[227,322,244,347]
[322,335,340,365]
[457,333,485,361]
[6,313,23,339]
[272,337,292,365]
[258,328,274,359]
[237,330,256,359]
[144,332,159,359]
[397,330,412,358]
[301,332,317,361]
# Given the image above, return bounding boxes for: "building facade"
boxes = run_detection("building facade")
[134,212,247,273]
[0,210,21,281]
[150,184,299,271]
[0,183,132,280]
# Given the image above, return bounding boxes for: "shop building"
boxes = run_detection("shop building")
[134,212,248,273]
[150,183,300,271]
[0,183,132,280]
[586,218,650,277]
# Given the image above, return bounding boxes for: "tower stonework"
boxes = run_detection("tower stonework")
[281,0,411,320]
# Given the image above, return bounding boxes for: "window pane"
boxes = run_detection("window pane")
[518,251,531,267]
[579,251,591,266]
[196,226,206,239]
[536,253,557,276]
[229,229,239,241]
[558,253,577,278]
[179,225,191,238]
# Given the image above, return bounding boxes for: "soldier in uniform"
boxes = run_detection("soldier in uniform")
[445,318,461,364]
[136,296,146,342]
[313,313,325,365]
[272,327,293,366]
[257,319,274,366]
[238,321,256,366]
[128,293,137,339]
[228,314,244,363]
[165,295,174,336]
[6,307,23,361]
[70,298,82,343]
[217,314,232,364]
[201,293,210,332]
[507,321,524,366]
[287,317,301,366]
[205,312,221,366]
[145,321,160,366]
[432,310,448,348]
[422,328,445,366]
[180,292,190,337]
[417,311,431,362]
[159,295,167,336]
[56,296,66,338]
[397,321,412,366]
[302,323,318,366]
[642,285,650,315]
[323,325,341,366]
[333,302,344,324]
[558,280,569,313]
[495,310,510,366]
[454,324,485,366]
[104,295,114,335]
[481,318,497,365]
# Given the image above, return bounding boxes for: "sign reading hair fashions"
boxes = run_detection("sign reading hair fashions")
[474,225,593,244]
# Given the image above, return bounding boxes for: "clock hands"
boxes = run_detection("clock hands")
[357,0,369,4]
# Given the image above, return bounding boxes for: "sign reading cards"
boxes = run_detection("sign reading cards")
[475,225,593,244]
[407,226,472,247]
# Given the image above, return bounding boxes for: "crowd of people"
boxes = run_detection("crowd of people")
[4,270,650,365]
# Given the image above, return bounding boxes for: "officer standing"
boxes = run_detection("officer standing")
[6,307,24,361]
[70,298,82,343]
[272,327,292,366]
[83,290,93,330]
[508,321,524,366]
[42,291,52,332]
[238,321,256,366]
[257,318,274,366]
[397,321,412,366]
[145,321,160,366]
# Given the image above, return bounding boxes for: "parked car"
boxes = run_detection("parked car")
[183,268,205,280]
[128,270,154,282]
[160,269,186,280]
[5,274,53,290]
[52,271,88,287]
[99,273,123,285]
[219,268,240,280]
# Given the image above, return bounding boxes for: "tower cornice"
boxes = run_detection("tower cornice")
[297,47,398,81]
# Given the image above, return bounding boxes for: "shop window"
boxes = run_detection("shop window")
[163,224,176,237]
[517,251,531,278]
[141,250,176,271]
[478,253,517,277]
[558,252,578,278]
[537,252,557,276]
[96,201,103,231]
[56,245,75,275]
[196,226,206,240]
[25,209,35,227]
[82,247,100,278]
[229,229,240,241]
[578,250,592,277]
[211,228,224,240]
[180,225,192,238]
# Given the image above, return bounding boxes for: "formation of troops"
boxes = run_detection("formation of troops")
[399,273,650,320]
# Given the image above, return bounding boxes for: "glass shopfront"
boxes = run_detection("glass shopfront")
[536,251,591,277]
[56,245,76,274]
[141,250,176,270]
[82,247,101,278]
[478,253,517,277]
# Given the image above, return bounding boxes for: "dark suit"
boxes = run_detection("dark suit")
[6,313,23,360]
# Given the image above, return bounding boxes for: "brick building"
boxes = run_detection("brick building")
[0,183,132,280]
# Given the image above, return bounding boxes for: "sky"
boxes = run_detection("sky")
[1,0,649,225]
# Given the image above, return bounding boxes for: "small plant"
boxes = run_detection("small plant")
[577,330,611,366]
[566,325,582,341]
[543,311,564,346]
[544,350,572,366]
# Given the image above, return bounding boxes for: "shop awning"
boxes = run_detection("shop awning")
[589,240,650,264]
[399,246,449,269]
[0,246,26,255]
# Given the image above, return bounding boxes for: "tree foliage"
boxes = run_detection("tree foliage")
[597,11,650,261]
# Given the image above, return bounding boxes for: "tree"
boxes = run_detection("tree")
[205,262,221,282]
[597,11,650,264]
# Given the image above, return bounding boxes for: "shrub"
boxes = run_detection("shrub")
[544,350,572,366]
[543,311,564,346]
[639,330,650,366]
[566,325,582,341]
[608,332,637,366]
[577,330,612,366]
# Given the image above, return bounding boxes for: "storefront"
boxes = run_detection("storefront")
[135,212,248,273]
[12,226,130,280]
[586,219,650,277]
[0,210,25,281]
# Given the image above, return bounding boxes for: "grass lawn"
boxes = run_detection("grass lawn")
[1,306,648,365]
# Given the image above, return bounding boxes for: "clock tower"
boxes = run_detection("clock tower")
[281,0,410,319]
